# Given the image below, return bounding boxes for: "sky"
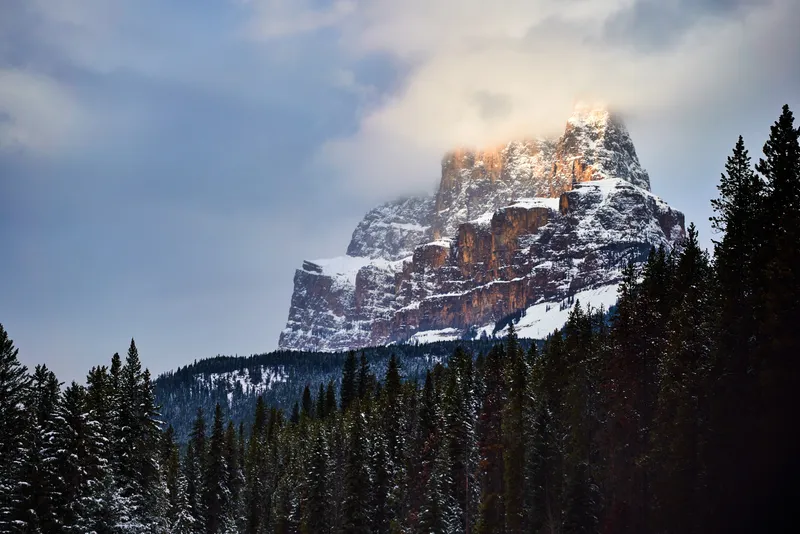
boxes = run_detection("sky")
[1,0,799,384]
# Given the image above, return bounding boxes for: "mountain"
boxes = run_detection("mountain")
[279,105,685,351]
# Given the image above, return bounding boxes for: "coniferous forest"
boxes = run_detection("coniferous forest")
[1,106,799,533]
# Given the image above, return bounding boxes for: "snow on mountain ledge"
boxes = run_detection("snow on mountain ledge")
[408,285,620,344]
[279,105,684,351]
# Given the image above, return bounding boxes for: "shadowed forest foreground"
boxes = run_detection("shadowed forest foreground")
[1,106,799,533]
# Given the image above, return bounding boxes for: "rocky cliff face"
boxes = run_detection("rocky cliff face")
[279,106,684,351]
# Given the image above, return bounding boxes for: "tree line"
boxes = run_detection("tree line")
[1,105,798,533]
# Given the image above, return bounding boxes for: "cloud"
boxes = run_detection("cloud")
[604,0,769,50]
[247,0,357,39]
[247,0,797,200]
[0,69,84,154]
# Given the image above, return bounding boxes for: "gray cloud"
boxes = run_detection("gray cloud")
[603,0,770,50]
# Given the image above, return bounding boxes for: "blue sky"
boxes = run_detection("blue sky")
[2,0,799,383]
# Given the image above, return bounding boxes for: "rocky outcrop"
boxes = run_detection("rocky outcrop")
[278,105,684,351]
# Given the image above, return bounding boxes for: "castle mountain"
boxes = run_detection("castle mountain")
[280,106,685,350]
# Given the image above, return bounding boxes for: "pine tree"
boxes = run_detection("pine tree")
[706,135,764,529]
[357,352,374,400]
[503,324,526,534]
[301,385,314,420]
[13,365,62,532]
[340,406,371,534]
[410,371,438,520]
[162,425,182,527]
[52,382,93,532]
[0,324,31,531]
[316,383,327,420]
[381,354,406,524]
[172,473,198,534]
[418,438,458,534]
[750,104,800,525]
[370,424,392,534]
[302,426,331,534]
[83,364,118,532]
[187,407,208,528]
[223,421,243,530]
[475,344,506,534]
[442,347,477,533]
[326,379,338,415]
[649,224,711,533]
[290,401,301,425]
[340,351,358,412]
[203,404,229,534]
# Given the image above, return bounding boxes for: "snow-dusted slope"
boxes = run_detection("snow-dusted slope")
[279,106,684,350]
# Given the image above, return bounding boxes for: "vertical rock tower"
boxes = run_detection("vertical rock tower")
[279,105,684,350]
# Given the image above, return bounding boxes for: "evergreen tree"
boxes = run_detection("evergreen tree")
[503,325,526,534]
[0,324,31,531]
[203,404,229,534]
[224,421,243,521]
[13,365,62,532]
[290,401,301,425]
[418,439,458,534]
[162,425,182,527]
[83,364,118,533]
[301,384,314,420]
[172,472,198,534]
[340,351,358,412]
[475,345,506,534]
[53,382,94,532]
[750,104,800,525]
[302,426,331,534]
[650,224,712,533]
[188,407,208,527]
[357,352,374,400]
[325,380,337,416]
[340,406,371,534]
[316,383,327,420]
[244,397,267,534]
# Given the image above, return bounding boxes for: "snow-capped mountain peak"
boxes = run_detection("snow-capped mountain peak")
[279,109,683,351]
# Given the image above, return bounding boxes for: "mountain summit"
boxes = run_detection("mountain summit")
[279,106,685,351]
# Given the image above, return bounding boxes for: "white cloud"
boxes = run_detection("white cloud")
[0,69,84,154]
[249,0,798,200]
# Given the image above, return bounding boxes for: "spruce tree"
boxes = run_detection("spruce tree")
[503,324,527,534]
[83,364,117,532]
[187,407,208,527]
[325,379,337,415]
[418,438,458,534]
[340,406,371,534]
[203,404,229,534]
[357,352,373,400]
[475,345,506,534]
[0,324,31,531]
[750,104,800,524]
[244,397,268,534]
[316,383,327,420]
[303,426,331,534]
[162,425,182,527]
[340,351,358,412]
[13,365,62,532]
[301,384,314,420]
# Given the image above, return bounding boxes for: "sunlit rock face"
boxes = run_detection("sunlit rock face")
[278,105,684,351]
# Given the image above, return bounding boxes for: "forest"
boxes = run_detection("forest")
[153,338,521,444]
[1,105,798,533]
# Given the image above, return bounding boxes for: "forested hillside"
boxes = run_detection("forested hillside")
[154,339,519,443]
[1,106,798,533]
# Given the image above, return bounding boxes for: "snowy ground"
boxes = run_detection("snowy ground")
[408,284,619,344]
